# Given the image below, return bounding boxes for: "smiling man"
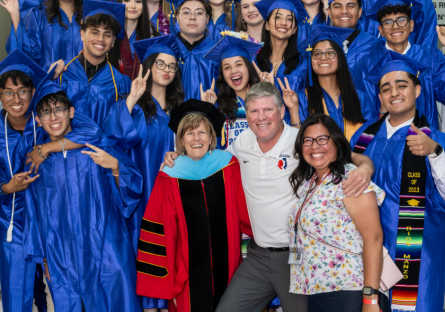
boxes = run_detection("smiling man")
[49,0,131,128]
[353,0,445,130]
[327,0,379,77]
[350,51,445,312]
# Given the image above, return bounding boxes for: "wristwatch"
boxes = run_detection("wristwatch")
[362,286,379,296]
[432,143,444,158]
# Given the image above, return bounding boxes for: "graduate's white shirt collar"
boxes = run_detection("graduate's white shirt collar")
[385,41,411,55]
[385,115,414,139]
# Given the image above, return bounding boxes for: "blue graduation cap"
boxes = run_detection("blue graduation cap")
[255,0,308,23]
[365,50,427,86]
[299,25,354,87]
[132,34,180,63]
[365,0,422,22]
[0,49,47,89]
[204,34,263,63]
[30,80,66,114]
[83,0,126,39]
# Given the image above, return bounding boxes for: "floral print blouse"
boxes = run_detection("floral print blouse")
[288,164,385,295]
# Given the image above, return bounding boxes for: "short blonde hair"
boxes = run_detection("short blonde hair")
[176,113,217,155]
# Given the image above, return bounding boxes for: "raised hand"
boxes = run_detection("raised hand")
[252,61,275,84]
[200,78,217,105]
[277,77,299,111]
[127,64,150,113]
[437,26,445,47]
[48,60,67,80]
[406,123,438,156]
[1,171,39,194]
[0,0,19,16]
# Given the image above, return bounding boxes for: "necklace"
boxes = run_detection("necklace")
[84,57,98,82]
[58,137,67,158]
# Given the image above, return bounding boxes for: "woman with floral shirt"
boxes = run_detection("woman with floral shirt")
[288,114,388,312]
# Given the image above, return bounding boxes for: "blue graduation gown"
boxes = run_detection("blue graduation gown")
[350,122,445,312]
[207,13,230,42]
[102,98,173,310]
[297,88,377,132]
[6,8,83,68]
[345,30,380,78]
[57,58,131,128]
[176,35,219,101]
[353,42,445,130]
[23,132,144,312]
[266,56,308,124]
[358,0,438,49]
[0,112,105,312]
[297,13,325,48]
[150,11,159,31]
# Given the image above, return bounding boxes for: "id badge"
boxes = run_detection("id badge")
[288,247,303,265]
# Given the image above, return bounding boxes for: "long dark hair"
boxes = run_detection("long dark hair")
[306,40,365,124]
[137,53,185,122]
[215,56,260,124]
[257,9,301,75]
[108,0,157,69]
[289,114,352,197]
[46,0,82,28]
[318,1,326,22]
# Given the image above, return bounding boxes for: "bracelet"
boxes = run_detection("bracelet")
[0,182,8,195]
[380,111,387,114]
[363,298,378,305]
[290,122,302,127]
[112,172,119,177]
[38,145,48,159]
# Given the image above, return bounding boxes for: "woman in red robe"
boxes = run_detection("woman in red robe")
[136,99,252,312]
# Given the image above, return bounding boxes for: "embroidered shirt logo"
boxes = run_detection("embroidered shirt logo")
[278,158,288,170]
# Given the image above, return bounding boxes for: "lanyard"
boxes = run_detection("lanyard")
[293,172,330,245]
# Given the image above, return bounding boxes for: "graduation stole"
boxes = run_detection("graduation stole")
[353,112,431,309]
[305,89,362,142]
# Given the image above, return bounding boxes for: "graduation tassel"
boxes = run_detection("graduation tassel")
[221,124,226,147]
[6,218,13,243]
[4,112,15,243]
[170,2,175,34]
[231,0,235,31]
[307,44,313,87]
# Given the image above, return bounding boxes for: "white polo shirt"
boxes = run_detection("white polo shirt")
[227,123,299,248]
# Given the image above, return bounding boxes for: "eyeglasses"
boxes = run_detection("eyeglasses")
[179,9,207,19]
[0,90,31,100]
[39,107,68,121]
[380,16,410,30]
[155,60,178,72]
[312,51,338,60]
[301,135,331,147]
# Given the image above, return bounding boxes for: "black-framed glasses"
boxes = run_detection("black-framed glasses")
[39,107,68,121]
[301,135,331,147]
[0,89,31,100]
[312,51,338,60]
[155,60,178,72]
[380,16,410,30]
[179,9,207,19]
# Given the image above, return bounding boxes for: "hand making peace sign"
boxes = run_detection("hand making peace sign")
[126,65,151,113]
[277,77,299,112]
[200,78,217,105]
[252,61,275,85]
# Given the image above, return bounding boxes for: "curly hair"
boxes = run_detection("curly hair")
[46,0,82,29]
[377,4,411,23]
[80,13,122,37]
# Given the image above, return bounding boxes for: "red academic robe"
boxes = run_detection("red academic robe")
[119,32,140,80]
[136,156,252,312]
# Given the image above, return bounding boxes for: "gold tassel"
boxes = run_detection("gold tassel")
[221,126,226,147]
